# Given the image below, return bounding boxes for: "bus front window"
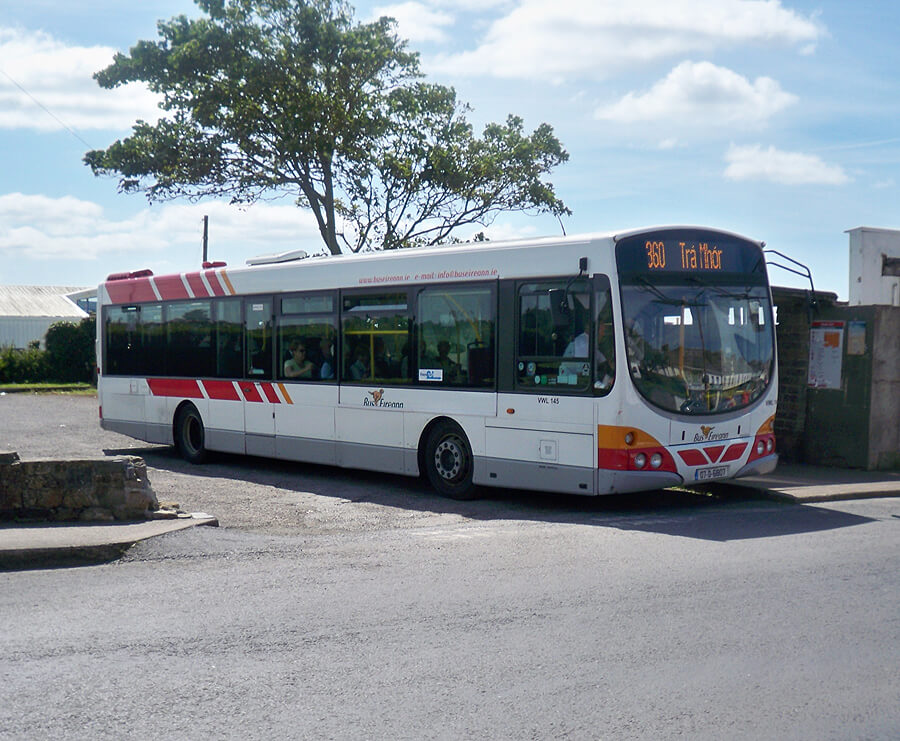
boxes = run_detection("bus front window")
[620,281,774,414]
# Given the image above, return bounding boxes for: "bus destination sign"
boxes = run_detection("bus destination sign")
[644,239,723,271]
[616,229,765,277]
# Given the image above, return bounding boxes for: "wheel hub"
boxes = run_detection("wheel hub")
[434,438,462,481]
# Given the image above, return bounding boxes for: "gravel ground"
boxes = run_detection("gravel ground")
[1,392,702,535]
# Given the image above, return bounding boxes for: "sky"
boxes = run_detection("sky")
[1,0,899,299]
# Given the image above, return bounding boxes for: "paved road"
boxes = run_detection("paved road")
[1,394,899,739]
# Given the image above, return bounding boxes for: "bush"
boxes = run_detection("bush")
[0,345,49,383]
[45,317,96,383]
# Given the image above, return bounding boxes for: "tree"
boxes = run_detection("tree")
[45,317,96,383]
[85,0,569,255]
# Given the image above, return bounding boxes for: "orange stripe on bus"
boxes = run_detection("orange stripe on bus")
[219,269,235,295]
[597,424,663,450]
[277,383,293,404]
[756,414,775,435]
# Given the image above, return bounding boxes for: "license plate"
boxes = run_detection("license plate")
[695,466,729,481]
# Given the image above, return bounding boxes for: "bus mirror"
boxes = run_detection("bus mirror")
[548,288,570,329]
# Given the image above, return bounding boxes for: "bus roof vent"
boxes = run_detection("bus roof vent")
[246,249,309,266]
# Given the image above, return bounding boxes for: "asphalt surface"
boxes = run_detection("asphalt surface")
[1,392,898,569]
[1,394,898,739]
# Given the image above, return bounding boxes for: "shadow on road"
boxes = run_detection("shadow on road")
[103,444,876,542]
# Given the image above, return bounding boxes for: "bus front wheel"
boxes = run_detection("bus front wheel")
[424,421,477,500]
[175,404,207,464]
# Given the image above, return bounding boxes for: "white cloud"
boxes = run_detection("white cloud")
[433,0,823,81]
[371,2,454,42]
[0,193,323,266]
[723,144,850,185]
[0,27,160,132]
[426,0,511,9]
[471,222,541,242]
[596,61,796,126]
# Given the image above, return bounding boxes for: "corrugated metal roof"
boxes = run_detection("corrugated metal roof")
[0,285,90,318]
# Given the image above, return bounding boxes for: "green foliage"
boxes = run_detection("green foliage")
[0,346,48,384]
[85,0,569,255]
[44,318,97,383]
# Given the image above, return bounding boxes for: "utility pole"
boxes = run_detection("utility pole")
[202,215,209,264]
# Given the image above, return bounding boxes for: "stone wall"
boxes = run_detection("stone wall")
[771,288,840,462]
[0,452,158,522]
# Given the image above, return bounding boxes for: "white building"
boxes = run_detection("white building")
[847,226,900,306]
[0,286,90,349]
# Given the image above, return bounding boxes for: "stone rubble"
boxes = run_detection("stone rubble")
[0,451,160,522]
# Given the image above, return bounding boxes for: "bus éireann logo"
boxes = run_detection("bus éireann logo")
[695,425,728,442]
[364,389,404,409]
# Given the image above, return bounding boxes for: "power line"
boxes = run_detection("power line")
[0,68,93,148]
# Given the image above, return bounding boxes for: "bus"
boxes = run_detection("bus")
[97,226,778,499]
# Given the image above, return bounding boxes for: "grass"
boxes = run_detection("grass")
[0,382,96,395]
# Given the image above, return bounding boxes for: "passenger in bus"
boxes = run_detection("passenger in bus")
[319,338,335,379]
[349,346,369,380]
[372,337,393,377]
[595,319,615,391]
[284,339,314,379]
[436,340,460,382]
[563,315,590,358]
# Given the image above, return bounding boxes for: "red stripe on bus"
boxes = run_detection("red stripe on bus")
[105,278,157,304]
[261,383,280,403]
[185,272,209,298]
[719,443,748,462]
[147,378,203,399]
[240,383,263,403]
[597,449,629,470]
[153,274,190,300]
[677,449,707,466]
[205,270,226,296]
[202,380,240,401]
[703,445,726,463]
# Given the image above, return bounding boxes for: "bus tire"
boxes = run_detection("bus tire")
[424,420,477,500]
[174,403,207,464]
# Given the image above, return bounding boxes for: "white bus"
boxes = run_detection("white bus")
[97,226,778,499]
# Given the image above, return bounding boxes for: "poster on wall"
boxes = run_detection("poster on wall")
[808,321,844,389]
[847,320,867,355]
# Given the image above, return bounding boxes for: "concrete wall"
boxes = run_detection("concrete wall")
[869,306,900,469]
[771,288,899,470]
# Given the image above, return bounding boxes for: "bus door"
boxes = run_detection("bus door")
[486,278,599,494]
[273,294,340,466]
[242,298,276,456]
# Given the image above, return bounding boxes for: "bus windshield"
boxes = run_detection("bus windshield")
[619,279,774,414]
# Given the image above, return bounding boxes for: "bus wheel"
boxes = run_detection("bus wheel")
[175,404,207,464]
[424,421,476,500]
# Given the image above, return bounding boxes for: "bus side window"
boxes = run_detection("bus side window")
[245,299,273,378]
[416,284,495,387]
[215,298,243,379]
[594,276,615,395]
[516,280,591,392]
[341,292,411,385]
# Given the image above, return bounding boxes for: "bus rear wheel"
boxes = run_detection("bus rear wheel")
[175,404,207,464]
[424,421,477,500]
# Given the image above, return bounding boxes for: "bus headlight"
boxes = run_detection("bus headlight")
[766,438,774,453]
[650,452,663,469]
[756,440,766,456]
[633,452,647,469]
